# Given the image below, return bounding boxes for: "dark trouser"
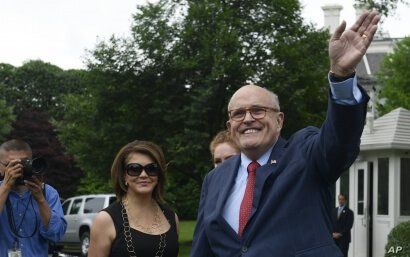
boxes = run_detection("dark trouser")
[335,239,349,257]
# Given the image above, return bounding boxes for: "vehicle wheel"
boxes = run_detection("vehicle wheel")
[80,231,90,257]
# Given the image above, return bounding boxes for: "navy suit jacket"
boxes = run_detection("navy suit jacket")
[333,206,354,244]
[191,88,369,257]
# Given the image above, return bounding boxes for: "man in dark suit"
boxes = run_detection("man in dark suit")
[190,11,380,257]
[333,194,354,257]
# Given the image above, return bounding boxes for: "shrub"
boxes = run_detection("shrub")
[385,220,410,257]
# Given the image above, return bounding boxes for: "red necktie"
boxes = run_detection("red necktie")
[238,161,260,236]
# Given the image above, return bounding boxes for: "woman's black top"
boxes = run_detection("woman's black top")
[103,201,179,257]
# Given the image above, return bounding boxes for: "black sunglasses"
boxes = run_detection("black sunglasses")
[125,163,161,177]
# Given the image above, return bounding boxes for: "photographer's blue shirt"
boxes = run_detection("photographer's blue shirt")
[0,182,67,257]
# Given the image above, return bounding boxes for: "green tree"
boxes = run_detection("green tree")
[377,37,410,114]
[165,0,329,186]
[8,109,83,198]
[0,60,87,196]
[0,60,87,119]
[59,1,191,193]
[0,63,17,140]
[355,0,408,17]
[55,71,143,193]
[0,99,15,141]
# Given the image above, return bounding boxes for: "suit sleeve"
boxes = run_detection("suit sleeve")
[332,208,338,232]
[308,84,369,183]
[190,174,215,257]
[341,210,354,237]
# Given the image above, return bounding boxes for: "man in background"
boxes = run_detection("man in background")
[333,194,354,257]
[0,139,66,257]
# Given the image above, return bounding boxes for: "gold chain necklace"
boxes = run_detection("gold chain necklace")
[123,198,162,234]
[121,199,167,257]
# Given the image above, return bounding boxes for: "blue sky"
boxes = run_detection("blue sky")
[0,0,408,70]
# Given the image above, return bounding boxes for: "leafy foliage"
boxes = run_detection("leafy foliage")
[8,109,83,198]
[0,60,87,119]
[58,0,330,216]
[166,172,201,219]
[0,61,86,197]
[355,0,408,17]
[385,220,410,257]
[377,37,410,114]
[0,99,15,142]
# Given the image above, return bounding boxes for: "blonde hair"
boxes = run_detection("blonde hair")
[209,130,239,157]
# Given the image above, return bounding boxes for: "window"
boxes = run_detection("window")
[84,197,105,214]
[400,158,410,216]
[109,196,117,205]
[357,169,364,215]
[377,158,389,215]
[340,170,350,202]
[62,200,71,215]
[69,199,82,215]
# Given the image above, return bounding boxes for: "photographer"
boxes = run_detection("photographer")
[0,139,67,257]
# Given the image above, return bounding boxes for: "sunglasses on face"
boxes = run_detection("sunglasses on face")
[125,163,161,177]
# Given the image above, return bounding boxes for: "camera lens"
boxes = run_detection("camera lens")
[19,158,47,179]
[31,158,46,174]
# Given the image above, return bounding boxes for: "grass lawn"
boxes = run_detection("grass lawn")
[179,220,196,257]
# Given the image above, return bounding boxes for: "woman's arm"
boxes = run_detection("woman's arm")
[88,211,116,257]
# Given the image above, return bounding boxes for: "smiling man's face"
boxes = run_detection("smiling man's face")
[227,85,284,161]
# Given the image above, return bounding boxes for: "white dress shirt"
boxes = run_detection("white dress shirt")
[222,146,273,232]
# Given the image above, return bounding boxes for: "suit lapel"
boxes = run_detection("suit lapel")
[214,138,287,239]
[252,137,287,211]
[339,207,347,220]
[242,138,287,240]
[214,155,242,239]
[214,155,241,215]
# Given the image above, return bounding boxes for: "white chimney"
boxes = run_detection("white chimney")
[366,88,376,133]
[367,113,374,133]
[322,3,343,34]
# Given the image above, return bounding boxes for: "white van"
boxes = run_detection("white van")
[59,194,116,256]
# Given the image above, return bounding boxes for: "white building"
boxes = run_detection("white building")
[322,3,410,257]
[336,108,410,257]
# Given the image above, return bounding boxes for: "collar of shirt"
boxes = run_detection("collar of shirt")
[222,144,275,232]
[240,145,274,173]
[11,189,30,199]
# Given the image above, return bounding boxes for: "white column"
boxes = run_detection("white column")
[322,4,343,34]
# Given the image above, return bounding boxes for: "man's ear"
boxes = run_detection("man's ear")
[276,112,284,132]
[226,120,231,130]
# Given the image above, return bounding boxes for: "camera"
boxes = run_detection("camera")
[15,157,47,185]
